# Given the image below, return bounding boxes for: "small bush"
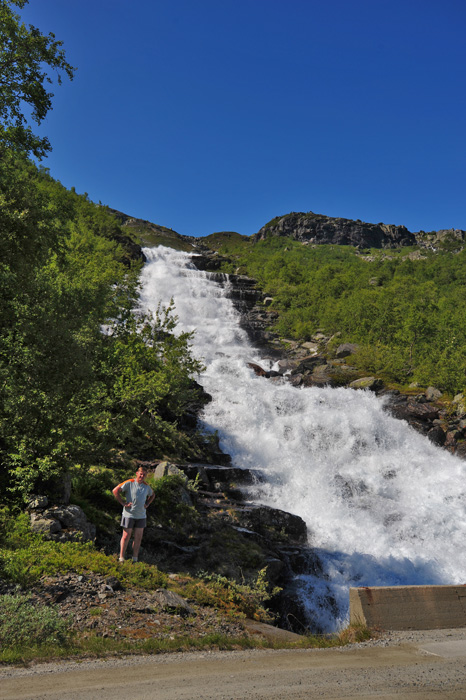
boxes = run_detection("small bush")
[0,593,70,646]
[182,568,280,622]
[0,506,39,549]
[337,623,373,645]
[147,474,201,533]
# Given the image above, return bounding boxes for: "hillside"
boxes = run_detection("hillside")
[113,208,466,254]
[115,207,466,398]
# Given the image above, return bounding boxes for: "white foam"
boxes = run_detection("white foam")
[139,246,466,631]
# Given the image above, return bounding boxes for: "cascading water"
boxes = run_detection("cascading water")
[139,245,466,631]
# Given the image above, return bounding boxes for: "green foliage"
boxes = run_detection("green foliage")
[0,506,37,548]
[128,222,193,251]
[212,236,466,394]
[0,153,205,505]
[187,568,280,622]
[0,536,168,589]
[200,522,266,576]
[0,8,204,505]
[0,592,70,646]
[0,0,75,158]
[146,474,201,532]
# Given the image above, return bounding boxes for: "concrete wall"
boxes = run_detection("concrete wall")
[350,585,466,630]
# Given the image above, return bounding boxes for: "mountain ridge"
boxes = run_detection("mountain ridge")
[253,211,466,251]
[109,207,466,252]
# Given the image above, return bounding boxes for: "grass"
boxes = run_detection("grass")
[0,539,169,589]
[0,625,374,666]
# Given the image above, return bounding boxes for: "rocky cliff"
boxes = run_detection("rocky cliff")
[253,212,416,248]
[252,211,466,251]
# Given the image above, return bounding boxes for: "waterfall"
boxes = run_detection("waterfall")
[139,245,466,631]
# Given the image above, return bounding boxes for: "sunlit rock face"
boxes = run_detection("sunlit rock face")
[253,212,416,248]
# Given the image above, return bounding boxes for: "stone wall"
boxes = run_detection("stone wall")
[350,585,466,630]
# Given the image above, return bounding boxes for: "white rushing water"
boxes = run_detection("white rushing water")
[139,246,466,631]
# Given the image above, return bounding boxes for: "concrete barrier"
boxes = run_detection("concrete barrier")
[350,585,466,630]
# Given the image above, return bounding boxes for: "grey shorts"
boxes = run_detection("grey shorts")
[120,515,146,529]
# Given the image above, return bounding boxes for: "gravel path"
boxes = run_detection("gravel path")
[1,628,466,699]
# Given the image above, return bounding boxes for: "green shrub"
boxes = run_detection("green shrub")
[211,236,466,394]
[147,474,201,533]
[183,568,281,622]
[0,593,70,646]
[0,506,39,549]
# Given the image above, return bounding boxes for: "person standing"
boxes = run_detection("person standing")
[113,466,154,562]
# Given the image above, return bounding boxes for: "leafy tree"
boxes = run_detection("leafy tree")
[0,0,75,158]
[0,156,206,504]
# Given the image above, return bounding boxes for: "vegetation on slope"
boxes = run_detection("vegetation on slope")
[0,152,207,506]
[206,234,466,395]
[0,2,208,507]
[0,507,374,663]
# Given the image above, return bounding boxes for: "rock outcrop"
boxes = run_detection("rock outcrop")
[252,212,466,252]
[415,228,466,251]
[253,212,416,248]
[108,206,466,255]
[28,498,96,542]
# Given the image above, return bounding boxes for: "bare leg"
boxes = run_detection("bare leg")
[119,527,133,560]
[132,527,144,560]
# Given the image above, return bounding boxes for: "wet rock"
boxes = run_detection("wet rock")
[190,252,225,271]
[277,358,301,374]
[234,504,308,544]
[302,364,335,387]
[248,361,271,377]
[182,463,261,490]
[294,355,327,373]
[455,442,466,459]
[427,425,446,446]
[389,400,439,423]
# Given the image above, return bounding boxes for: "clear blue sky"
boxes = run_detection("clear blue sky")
[20,0,466,237]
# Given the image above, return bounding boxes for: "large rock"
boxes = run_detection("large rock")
[153,588,195,616]
[335,343,360,358]
[29,504,96,542]
[30,514,62,535]
[153,462,193,506]
[154,461,188,482]
[349,377,384,392]
[425,386,443,401]
[234,504,308,544]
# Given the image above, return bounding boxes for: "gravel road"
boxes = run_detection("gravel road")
[1,628,466,700]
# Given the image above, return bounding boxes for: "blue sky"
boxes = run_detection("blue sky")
[20,0,466,237]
